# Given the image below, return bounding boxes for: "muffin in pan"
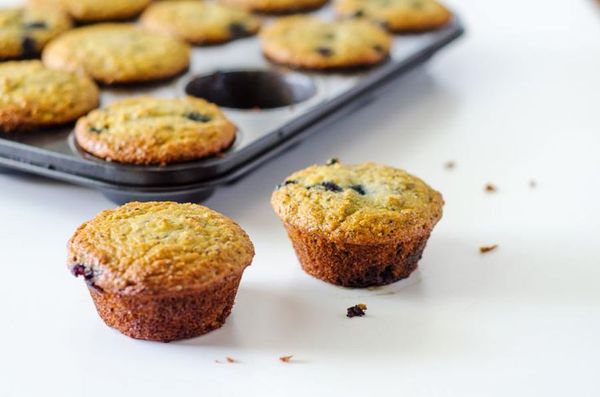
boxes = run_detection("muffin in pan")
[67,201,255,342]
[260,16,392,70]
[42,23,190,85]
[141,1,261,45]
[335,0,452,33]
[271,160,443,287]
[29,0,151,23]
[220,0,328,14]
[0,60,99,133]
[0,6,72,60]
[74,96,236,165]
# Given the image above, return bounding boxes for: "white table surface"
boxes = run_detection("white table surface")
[1,0,600,396]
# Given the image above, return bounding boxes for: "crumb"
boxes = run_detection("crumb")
[529,180,537,188]
[479,244,498,254]
[346,303,367,318]
[484,183,497,193]
[279,355,293,363]
[444,161,456,170]
[215,357,237,364]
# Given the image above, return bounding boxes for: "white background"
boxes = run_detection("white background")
[1,0,600,396]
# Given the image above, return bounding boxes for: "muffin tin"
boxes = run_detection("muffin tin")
[0,7,464,203]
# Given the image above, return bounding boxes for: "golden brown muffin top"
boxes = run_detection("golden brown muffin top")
[260,16,391,70]
[140,1,261,45]
[0,6,72,60]
[29,0,151,22]
[68,202,255,295]
[42,23,190,84]
[271,160,444,244]
[335,0,452,32]
[74,96,236,165]
[0,60,99,132]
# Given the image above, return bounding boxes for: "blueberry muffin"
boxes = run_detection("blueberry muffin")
[75,96,236,165]
[271,160,444,287]
[141,1,260,45]
[260,16,392,70]
[67,201,255,342]
[336,0,452,32]
[42,23,190,84]
[0,6,72,60]
[0,60,99,132]
[220,0,328,14]
[29,0,151,23]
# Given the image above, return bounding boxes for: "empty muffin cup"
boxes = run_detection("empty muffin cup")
[185,70,316,110]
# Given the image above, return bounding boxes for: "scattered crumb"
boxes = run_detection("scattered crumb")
[444,161,456,170]
[215,357,237,364]
[529,180,537,188]
[479,244,498,254]
[484,183,497,193]
[279,355,293,363]
[346,303,367,318]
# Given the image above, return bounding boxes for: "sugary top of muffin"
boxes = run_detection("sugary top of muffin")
[67,201,254,295]
[0,6,72,59]
[271,160,443,244]
[0,60,99,130]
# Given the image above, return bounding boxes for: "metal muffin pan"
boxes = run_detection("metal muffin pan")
[0,7,464,202]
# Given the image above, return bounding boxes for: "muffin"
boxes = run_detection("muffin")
[260,16,391,70]
[67,201,255,342]
[0,60,99,132]
[74,96,237,165]
[140,1,261,45]
[29,0,151,23]
[271,160,443,287]
[0,6,72,60]
[219,0,328,14]
[335,0,452,33]
[42,23,190,85]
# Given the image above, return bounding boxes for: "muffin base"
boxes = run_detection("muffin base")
[88,272,243,342]
[284,223,430,287]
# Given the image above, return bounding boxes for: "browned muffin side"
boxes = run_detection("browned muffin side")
[67,201,255,342]
[271,160,443,287]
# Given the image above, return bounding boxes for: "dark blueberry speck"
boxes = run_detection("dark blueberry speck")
[90,126,104,134]
[21,36,37,58]
[325,158,339,166]
[347,304,367,318]
[276,179,298,190]
[350,184,366,195]
[316,47,333,57]
[321,181,343,192]
[229,22,248,38]
[23,21,47,29]
[372,44,385,54]
[71,264,93,280]
[352,10,365,17]
[184,112,211,122]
